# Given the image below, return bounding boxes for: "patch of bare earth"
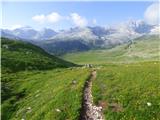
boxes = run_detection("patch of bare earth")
[98,101,123,112]
[109,103,123,112]
[80,70,104,120]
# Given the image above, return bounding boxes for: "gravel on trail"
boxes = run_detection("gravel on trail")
[80,70,104,120]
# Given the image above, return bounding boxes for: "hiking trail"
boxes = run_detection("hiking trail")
[80,70,104,120]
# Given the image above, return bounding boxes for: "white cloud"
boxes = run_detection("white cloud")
[32,14,45,24]
[32,12,89,27]
[46,12,62,23]
[70,13,88,27]
[32,12,62,24]
[150,25,160,35]
[10,24,22,30]
[144,3,159,25]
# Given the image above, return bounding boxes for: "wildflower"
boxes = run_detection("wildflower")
[27,107,31,110]
[147,102,152,106]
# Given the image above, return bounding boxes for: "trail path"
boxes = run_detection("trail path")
[80,70,104,120]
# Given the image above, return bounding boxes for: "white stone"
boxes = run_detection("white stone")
[55,108,61,112]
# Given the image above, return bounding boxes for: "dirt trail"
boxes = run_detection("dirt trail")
[80,70,104,120]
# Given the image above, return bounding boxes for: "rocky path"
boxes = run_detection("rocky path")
[80,70,104,120]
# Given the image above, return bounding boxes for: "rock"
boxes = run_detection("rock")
[55,108,61,112]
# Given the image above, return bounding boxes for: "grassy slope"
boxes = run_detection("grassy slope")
[1,37,75,73]
[92,62,160,120]
[2,68,90,120]
[63,35,160,64]
[63,35,160,120]
[1,35,160,120]
[1,37,91,120]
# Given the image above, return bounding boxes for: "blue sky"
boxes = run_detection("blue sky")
[1,1,156,30]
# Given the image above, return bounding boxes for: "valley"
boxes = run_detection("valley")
[62,35,160,120]
[1,1,160,120]
[1,35,160,120]
[63,35,159,64]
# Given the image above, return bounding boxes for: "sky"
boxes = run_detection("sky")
[1,1,159,30]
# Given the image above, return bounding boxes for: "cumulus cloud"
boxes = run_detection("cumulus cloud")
[32,14,45,23]
[144,3,159,25]
[32,12,62,24]
[70,13,88,27]
[46,12,62,23]
[32,12,89,27]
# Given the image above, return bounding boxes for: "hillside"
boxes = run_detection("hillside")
[63,35,160,64]
[62,35,160,119]
[38,40,91,55]
[1,35,159,120]
[1,37,90,120]
[2,68,90,120]
[1,37,75,73]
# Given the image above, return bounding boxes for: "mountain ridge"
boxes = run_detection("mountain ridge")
[1,20,159,55]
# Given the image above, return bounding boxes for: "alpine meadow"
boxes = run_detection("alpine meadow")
[1,1,160,120]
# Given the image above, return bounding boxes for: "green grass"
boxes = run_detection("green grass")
[2,37,89,120]
[92,61,160,120]
[2,68,90,120]
[1,35,160,120]
[63,35,160,119]
[63,35,160,64]
[1,37,75,73]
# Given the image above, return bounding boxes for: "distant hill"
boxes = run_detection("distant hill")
[37,39,91,55]
[1,37,75,72]
[63,35,160,64]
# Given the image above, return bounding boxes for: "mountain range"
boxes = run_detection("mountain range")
[1,20,159,55]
